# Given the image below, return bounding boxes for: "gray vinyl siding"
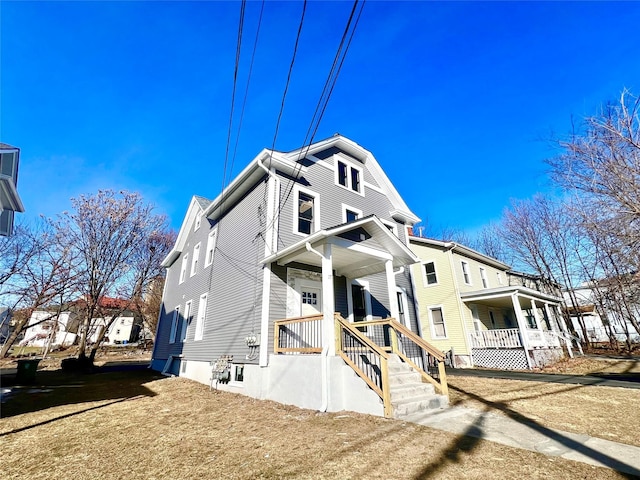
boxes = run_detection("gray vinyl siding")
[156,177,268,365]
[276,149,404,251]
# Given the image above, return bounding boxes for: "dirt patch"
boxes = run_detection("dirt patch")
[0,365,632,479]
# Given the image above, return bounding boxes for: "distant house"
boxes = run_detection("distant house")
[151,135,450,418]
[0,143,25,236]
[20,310,78,349]
[564,276,640,345]
[0,307,11,344]
[92,313,143,345]
[409,235,572,370]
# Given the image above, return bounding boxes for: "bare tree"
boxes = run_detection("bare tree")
[548,89,640,273]
[0,221,79,357]
[53,190,173,363]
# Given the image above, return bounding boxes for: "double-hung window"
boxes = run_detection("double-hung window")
[169,306,180,343]
[194,293,207,341]
[423,261,438,286]
[179,254,189,284]
[480,267,488,288]
[205,229,218,267]
[335,158,363,194]
[429,306,447,339]
[461,261,471,285]
[190,243,201,277]
[294,186,319,235]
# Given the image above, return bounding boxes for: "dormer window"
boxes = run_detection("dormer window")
[335,159,363,194]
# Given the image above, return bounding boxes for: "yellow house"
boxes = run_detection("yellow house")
[409,235,573,370]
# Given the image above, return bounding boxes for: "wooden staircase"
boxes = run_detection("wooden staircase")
[388,354,448,418]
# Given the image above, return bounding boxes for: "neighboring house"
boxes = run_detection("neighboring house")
[0,143,25,236]
[152,135,450,418]
[409,235,571,370]
[0,307,11,344]
[564,278,640,344]
[20,310,78,349]
[92,313,143,345]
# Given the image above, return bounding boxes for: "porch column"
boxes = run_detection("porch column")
[322,243,336,356]
[385,260,400,321]
[511,293,533,369]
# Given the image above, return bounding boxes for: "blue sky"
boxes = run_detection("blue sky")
[2,1,640,236]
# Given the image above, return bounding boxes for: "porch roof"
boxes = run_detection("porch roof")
[460,285,563,308]
[262,216,420,278]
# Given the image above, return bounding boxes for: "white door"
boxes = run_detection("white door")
[299,283,322,316]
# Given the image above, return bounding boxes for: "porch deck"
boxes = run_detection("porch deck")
[469,328,563,349]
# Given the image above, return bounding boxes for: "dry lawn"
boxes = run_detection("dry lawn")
[539,356,640,375]
[0,363,635,480]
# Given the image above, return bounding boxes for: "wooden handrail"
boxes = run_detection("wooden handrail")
[334,314,389,359]
[387,319,446,361]
[275,313,324,325]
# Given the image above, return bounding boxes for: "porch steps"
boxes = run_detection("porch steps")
[387,354,448,418]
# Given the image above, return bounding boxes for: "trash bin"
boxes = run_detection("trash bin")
[16,358,41,384]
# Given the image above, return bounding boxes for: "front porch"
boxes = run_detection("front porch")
[461,285,571,370]
[274,313,449,418]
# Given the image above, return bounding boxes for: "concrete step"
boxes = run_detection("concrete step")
[388,370,423,386]
[393,394,449,417]
[390,382,436,401]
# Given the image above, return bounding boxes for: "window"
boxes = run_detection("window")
[422,261,437,286]
[461,261,471,285]
[381,219,398,237]
[497,272,503,285]
[179,254,188,283]
[429,306,447,339]
[190,243,201,277]
[169,306,180,343]
[194,214,201,231]
[180,300,191,342]
[480,267,488,288]
[335,159,363,194]
[116,329,121,335]
[342,204,362,224]
[194,293,207,341]
[293,186,319,235]
[205,229,218,267]
[121,319,125,325]
[234,365,244,382]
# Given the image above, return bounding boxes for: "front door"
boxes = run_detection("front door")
[300,283,322,316]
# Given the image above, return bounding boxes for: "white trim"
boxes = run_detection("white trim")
[194,214,201,232]
[194,293,208,341]
[497,272,504,285]
[363,181,384,194]
[292,185,320,237]
[428,305,447,339]
[341,204,363,224]
[259,263,272,367]
[205,228,218,268]
[190,243,201,277]
[333,154,365,197]
[169,306,180,344]
[421,260,438,287]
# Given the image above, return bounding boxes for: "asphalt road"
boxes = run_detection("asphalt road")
[445,367,640,389]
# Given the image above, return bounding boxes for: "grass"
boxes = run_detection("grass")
[1,354,638,479]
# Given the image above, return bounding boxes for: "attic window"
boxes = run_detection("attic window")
[294,186,319,236]
[335,159,363,194]
[194,214,201,231]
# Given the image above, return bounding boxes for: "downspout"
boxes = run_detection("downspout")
[305,242,330,413]
[258,156,280,368]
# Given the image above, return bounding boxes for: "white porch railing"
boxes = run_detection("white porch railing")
[469,328,522,348]
[469,328,563,349]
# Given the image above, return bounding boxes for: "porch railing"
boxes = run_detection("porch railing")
[274,314,323,354]
[469,328,522,348]
[469,328,565,349]
[274,313,448,418]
